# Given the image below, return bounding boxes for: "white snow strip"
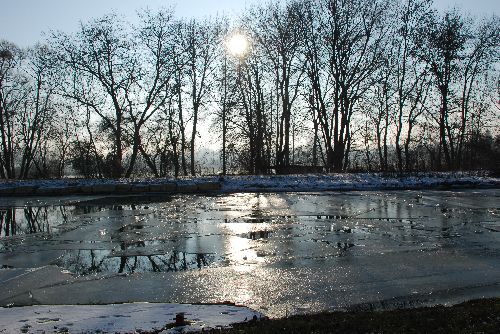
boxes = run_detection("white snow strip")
[219,173,499,192]
[0,303,263,333]
[0,172,498,194]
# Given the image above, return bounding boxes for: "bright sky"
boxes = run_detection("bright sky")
[0,0,499,47]
[0,0,264,47]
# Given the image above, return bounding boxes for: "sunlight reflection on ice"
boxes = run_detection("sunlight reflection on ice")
[0,190,499,317]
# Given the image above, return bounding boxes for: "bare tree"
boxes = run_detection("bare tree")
[53,10,177,178]
[171,32,189,176]
[0,41,22,178]
[179,18,222,176]
[124,9,178,177]
[0,42,57,179]
[213,20,239,175]
[246,1,305,169]
[415,10,468,169]
[237,51,271,174]
[456,17,500,167]
[53,15,136,177]
[390,0,433,173]
[19,45,58,178]
[301,0,388,172]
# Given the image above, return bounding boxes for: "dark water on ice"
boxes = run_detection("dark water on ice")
[0,190,499,316]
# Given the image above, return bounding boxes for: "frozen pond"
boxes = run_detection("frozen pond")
[1,190,499,317]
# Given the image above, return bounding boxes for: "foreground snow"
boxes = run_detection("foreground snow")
[0,303,263,333]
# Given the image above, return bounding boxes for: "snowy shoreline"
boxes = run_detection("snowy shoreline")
[220,173,500,192]
[0,173,498,196]
[0,302,264,333]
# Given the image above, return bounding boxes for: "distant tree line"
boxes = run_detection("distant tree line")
[1,0,499,179]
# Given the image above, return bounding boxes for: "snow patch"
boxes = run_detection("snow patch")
[0,303,263,333]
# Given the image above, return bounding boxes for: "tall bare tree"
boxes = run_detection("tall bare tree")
[415,10,468,169]
[246,1,305,169]
[391,0,433,173]
[456,17,500,167]
[54,10,177,177]
[0,42,57,179]
[180,18,222,176]
[124,9,178,177]
[53,15,136,177]
[302,0,388,172]
[0,41,22,178]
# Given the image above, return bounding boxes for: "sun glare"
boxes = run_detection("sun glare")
[227,33,248,57]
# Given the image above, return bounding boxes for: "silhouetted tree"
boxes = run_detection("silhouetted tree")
[246,1,305,169]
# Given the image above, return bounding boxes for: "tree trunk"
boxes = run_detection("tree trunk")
[190,103,198,176]
[125,128,141,178]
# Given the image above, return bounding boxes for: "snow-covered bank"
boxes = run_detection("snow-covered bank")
[220,173,500,192]
[0,172,498,196]
[0,303,263,333]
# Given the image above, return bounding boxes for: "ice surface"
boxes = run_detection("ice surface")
[1,189,499,320]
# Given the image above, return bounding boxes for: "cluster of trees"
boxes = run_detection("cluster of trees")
[1,0,499,179]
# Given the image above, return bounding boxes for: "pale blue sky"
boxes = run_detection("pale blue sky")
[1,0,499,47]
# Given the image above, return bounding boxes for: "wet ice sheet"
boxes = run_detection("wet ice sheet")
[0,303,262,333]
[0,190,499,317]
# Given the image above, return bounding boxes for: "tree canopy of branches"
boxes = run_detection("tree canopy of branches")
[0,0,499,179]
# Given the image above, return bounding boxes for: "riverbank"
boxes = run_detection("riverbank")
[212,298,500,334]
[0,172,498,196]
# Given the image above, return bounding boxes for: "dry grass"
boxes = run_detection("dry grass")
[210,298,500,334]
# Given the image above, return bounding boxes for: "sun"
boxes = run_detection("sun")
[227,34,248,57]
